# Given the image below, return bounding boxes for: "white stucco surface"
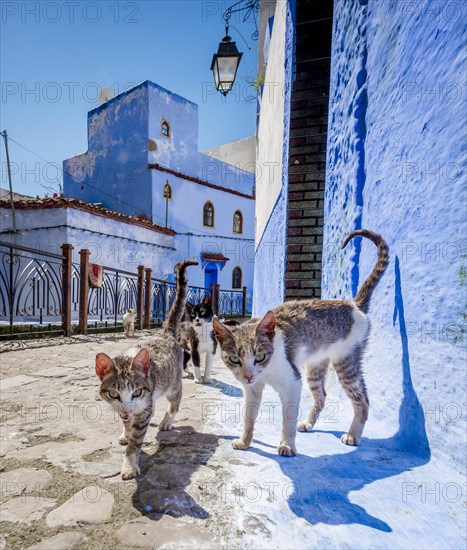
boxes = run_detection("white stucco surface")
[255,0,287,242]
[203,136,256,174]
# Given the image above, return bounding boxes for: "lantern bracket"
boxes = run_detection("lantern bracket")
[223,0,260,42]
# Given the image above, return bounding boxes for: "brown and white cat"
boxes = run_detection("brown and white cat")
[213,230,389,457]
[95,260,197,479]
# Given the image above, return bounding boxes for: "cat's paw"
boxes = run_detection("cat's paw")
[194,377,204,384]
[341,433,360,446]
[203,377,212,385]
[297,422,314,432]
[118,434,128,445]
[121,465,139,480]
[277,443,297,456]
[158,420,173,431]
[232,439,250,450]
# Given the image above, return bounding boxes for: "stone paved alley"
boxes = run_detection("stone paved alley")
[1,331,465,550]
[1,332,234,549]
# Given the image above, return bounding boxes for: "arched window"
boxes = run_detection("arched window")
[232,267,242,289]
[233,210,243,234]
[163,181,172,199]
[203,201,214,227]
[161,120,171,137]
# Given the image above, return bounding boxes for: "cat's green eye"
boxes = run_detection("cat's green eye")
[229,355,241,365]
[132,389,143,398]
[108,390,119,400]
[255,353,266,363]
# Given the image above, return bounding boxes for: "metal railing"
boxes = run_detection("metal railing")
[0,242,69,337]
[147,279,245,325]
[218,288,244,316]
[0,241,248,339]
[87,266,139,325]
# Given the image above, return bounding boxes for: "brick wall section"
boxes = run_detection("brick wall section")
[285,0,333,300]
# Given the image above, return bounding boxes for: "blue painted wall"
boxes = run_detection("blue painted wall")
[63,80,255,218]
[64,83,151,217]
[324,0,466,465]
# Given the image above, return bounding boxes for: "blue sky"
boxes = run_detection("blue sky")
[0,0,258,197]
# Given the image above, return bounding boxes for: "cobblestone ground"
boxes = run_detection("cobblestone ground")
[0,330,252,550]
[3,331,464,550]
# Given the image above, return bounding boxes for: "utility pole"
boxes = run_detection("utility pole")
[1,130,17,243]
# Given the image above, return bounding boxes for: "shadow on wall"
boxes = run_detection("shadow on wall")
[249,256,430,532]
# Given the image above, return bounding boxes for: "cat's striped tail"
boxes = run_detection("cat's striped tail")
[341,229,389,314]
[164,260,198,339]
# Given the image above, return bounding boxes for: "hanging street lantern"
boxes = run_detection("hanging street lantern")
[210,32,243,97]
[209,1,259,97]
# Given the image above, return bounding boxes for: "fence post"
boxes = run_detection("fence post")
[210,283,215,305]
[242,286,247,318]
[144,268,152,329]
[8,245,13,334]
[61,243,73,337]
[78,249,90,333]
[137,266,145,330]
[162,282,167,321]
[215,284,220,316]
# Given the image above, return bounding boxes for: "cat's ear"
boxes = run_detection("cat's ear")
[212,317,234,345]
[186,302,193,311]
[203,295,211,304]
[132,348,150,376]
[95,353,116,380]
[256,311,276,340]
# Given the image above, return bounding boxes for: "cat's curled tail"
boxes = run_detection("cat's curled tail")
[341,229,389,314]
[164,260,198,340]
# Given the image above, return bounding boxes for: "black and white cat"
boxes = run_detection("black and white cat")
[179,296,217,384]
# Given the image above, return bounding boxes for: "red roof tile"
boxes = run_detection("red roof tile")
[0,197,176,236]
[148,163,255,200]
[202,252,230,262]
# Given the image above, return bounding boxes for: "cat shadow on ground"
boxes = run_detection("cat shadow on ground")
[131,425,220,520]
[240,256,431,533]
[209,378,243,397]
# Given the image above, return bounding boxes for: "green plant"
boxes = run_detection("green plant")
[251,73,265,93]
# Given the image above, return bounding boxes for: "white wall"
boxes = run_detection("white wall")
[0,207,176,278]
[151,170,255,296]
[255,0,288,242]
[203,136,256,174]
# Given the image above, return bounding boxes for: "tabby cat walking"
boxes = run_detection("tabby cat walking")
[95,260,197,479]
[213,230,389,457]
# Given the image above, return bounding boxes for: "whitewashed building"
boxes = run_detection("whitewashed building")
[63,80,255,299]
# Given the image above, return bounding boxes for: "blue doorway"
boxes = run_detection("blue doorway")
[204,262,218,289]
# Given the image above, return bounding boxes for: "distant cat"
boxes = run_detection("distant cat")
[123,308,137,337]
[213,230,389,457]
[95,260,197,479]
[179,296,217,384]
